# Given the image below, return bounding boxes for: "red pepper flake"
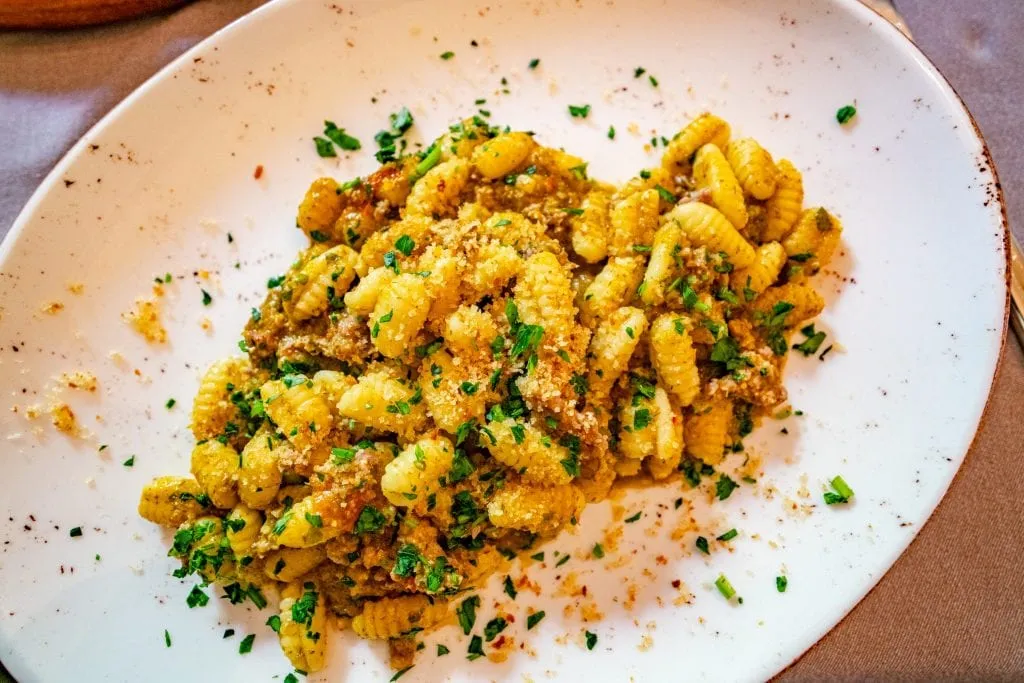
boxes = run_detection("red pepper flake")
[254,165,264,180]
[671,579,681,588]
[581,585,588,596]
[493,636,506,649]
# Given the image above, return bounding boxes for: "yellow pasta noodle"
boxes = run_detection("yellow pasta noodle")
[486,483,586,535]
[649,314,700,407]
[190,356,258,442]
[264,546,327,583]
[725,138,778,200]
[225,504,263,557]
[693,143,748,229]
[661,113,730,171]
[352,595,449,640]
[261,378,334,453]
[763,159,804,242]
[190,441,240,509]
[336,370,428,438]
[587,307,648,397]
[608,188,659,256]
[484,418,574,486]
[648,386,684,480]
[684,399,732,465]
[283,244,359,322]
[665,201,755,269]
[618,394,656,461]
[571,190,611,263]
[370,273,432,358]
[381,437,455,507]
[405,158,470,217]
[640,221,683,306]
[238,424,283,509]
[138,476,207,527]
[580,256,645,328]
[731,241,786,298]
[472,132,535,179]
[278,581,328,672]
[754,283,825,326]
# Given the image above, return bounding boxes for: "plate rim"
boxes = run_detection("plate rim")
[0,0,1011,679]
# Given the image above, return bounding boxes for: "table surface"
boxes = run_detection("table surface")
[1,1,1022,680]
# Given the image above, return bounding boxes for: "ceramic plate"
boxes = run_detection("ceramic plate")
[0,0,1007,681]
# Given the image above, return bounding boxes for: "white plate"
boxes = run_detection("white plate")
[0,0,1007,681]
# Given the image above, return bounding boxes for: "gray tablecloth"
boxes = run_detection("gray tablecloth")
[1,1,1022,680]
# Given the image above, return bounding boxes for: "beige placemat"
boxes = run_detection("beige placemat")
[0,1,1021,680]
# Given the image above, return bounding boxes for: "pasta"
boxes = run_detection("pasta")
[140,112,845,673]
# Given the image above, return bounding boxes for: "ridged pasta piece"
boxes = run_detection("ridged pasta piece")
[336,371,428,439]
[730,242,786,298]
[190,356,256,442]
[587,307,648,397]
[514,251,576,343]
[344,267,394,315]
[781,208,843,275]
[618,394,656,460]
[665,201,755,269]
[616,166,674,201]
[443,306,498,358]
[640,221,683,306]
[486,483,586,535]
[419,349,487,433]
[418,247,462,330]
[138,476,207,527]
[381,437,455,507]
[278,581,328,672]
[311,371,356,416]
[264,546,327,582]
[685,399,732,465]
[238,424,283,509]
[370,273,432,358]
[283,245,360,322]
[754,283,825,326]
[405,158,469,217]
[261,378,334,453]
[580,256,645,328]
[763,159,804,242]
[693,143,748,229]
[190,441,240,509]
[725,138,778,200]
[484,418,573,486]
[648,386,684,480]
[571,190,611,263]
[225,504,263,557]
[608,189,659,256]
[296,177,342,236]
[649,314,700,407]
[274,496,344,548]
[467,242,521,300]
[357,215,433,276]
[661,113,730,170]
[471,132,535,179]
[352,595,449,640]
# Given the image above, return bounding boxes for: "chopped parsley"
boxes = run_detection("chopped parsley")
[353,505,387,534]
[467,634,485,661]
[654,184,677,203]
[836,105,857,124]
[695,536,709,555]
[164,630,171,647]
[592,543,605,559]
[484,617,508,642]
[526,611,546,630]
[313,136,336,157]
[323,121,361,151]
[555,554,571,568]
[634,67,646,78]
[165,398,176,409]
[793,324,827,356]
[437,644,450,656]
[717,528,738,542]
[456,595,480,635]
[238,633,255,654]
[440,51,455,60]
[649,75,659,87]
[200,289,212,306]
[624,511,642,523]
[528,58,540,69]
[331,447,356,464]
[460,381,479,395]
[390,666,414,681]
[394,234,415,256]
[776,575,788,593]
[122,456,135,467]
[186,585,209,608]
[503,575,517,599]
[530,552,545,562]
[69,527,83,538]
[585,630,598,650]
[715,475,738,501]
[568,104,591,118]
[266,615,282,633]
[607,125,616,140]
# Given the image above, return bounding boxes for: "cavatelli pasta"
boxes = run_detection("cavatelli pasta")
[580,256,645,328]
[684,399,732,465]
[190,441,240,509]
[138,476,208,527]
[754,283,825,326]
[264,546,327,583]
[649,314,700,407]
[238,424,283,509]
[665,201,755,269]
[274,495,343,548]
[608,188,659,256]
[587,307,648,397]
[278,581,328,672]
[352,595,449,640]
[190,356,257,442]
[418,349,488,433]
[693,143,748,230]
[484,418,574,486]
[261,378,334,453]
[225,504,263,556]
[780,207,843,274]
[486,483,586,535]
[617,394,656,460]
[763,159,804,242]
[405,158,470,217]
[661,113,731,171]
[571,190,611,263]
[731,242,786,298]
[725,138,778,200]
[514,251,576,343]
[380,437,455,507]
[336,371,428,439]
[296,177,343,237]
[283,245,359,322]
[640,221,683,306]
[472,132,535,179]
[370,273,432,358]
[648,386,684,480]
[344,266,394,315]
